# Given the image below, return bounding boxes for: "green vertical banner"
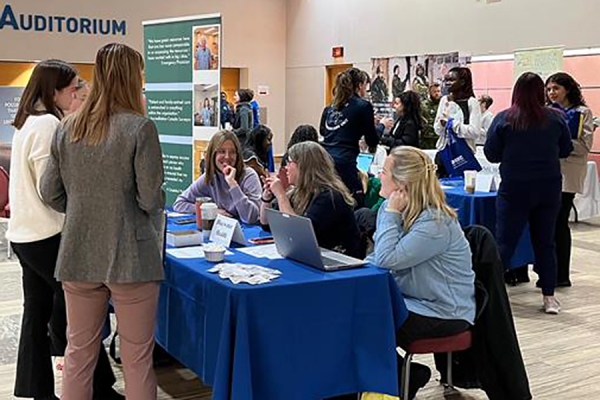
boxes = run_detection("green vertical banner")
[143,14,222,206]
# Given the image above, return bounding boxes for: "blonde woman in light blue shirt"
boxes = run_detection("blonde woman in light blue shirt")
[368,146,476,399]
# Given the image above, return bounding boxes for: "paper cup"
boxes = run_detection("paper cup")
[464,170,477,193]
[201,202,218,241]
[203,243,226,262]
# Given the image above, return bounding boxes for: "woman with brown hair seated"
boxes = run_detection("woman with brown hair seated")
[260,141,363,258]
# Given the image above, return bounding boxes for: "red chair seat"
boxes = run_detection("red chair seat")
[407,330,472,354]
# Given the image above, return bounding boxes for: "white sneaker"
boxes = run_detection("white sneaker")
[543,297,561,314]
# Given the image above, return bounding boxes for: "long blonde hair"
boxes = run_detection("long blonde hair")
[287,141,355,214]
[67,43,145,145]
[388,146,456,230]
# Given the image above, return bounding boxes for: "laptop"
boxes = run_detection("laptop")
[265,208,366,271]
[357,153,374,173]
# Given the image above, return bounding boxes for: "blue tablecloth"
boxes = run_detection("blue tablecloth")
[157,216,409,399]
[442,179,535,269]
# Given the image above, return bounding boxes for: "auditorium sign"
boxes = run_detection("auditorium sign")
[0,3,127,36]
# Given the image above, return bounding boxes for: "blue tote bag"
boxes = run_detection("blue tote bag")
[551,103,584,139]
[439,118,482,177]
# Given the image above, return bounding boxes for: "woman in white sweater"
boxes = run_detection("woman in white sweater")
[7,61,120,400]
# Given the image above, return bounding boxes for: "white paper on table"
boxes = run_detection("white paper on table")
[207,262,282,285]
[166,246,233,259]
[237,244,283,260]
[475,173,497,193]
[166,211,190,218]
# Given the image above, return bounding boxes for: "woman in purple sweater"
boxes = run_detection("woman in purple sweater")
[173,130,262,224]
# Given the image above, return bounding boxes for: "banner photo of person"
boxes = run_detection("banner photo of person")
[143,13,222,205]
[370,52,470,116]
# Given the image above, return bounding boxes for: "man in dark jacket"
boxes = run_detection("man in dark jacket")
[220,91,234,128]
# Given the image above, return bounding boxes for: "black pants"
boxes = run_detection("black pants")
[11,234,116,398]
[396,312,470,350]
[555,192,575,284]
[327,312,469,400]
[334,162,365,209]
[496,180,561,296]
[354,207,378,239]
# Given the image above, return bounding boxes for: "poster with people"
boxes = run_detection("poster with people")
[143,14,222,205]
[370,52,469,116]
[390,57,412,100]
[193,26,219,71]
[193,84,218,127]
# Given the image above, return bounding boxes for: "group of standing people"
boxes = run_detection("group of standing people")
[315,63,593,398]
[220,88,261,131]
[391,64,593,313]
[485,72,594,313]
[4,40,594,400]
[8,45,165,399]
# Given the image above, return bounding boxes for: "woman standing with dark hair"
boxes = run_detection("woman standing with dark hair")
[485,72,573,314]
[546,72,594,287]
[380,91,422,149]
[320,67,379,208]
[233,88,254,131]
[434,67,482,175]
[8,60,120,400]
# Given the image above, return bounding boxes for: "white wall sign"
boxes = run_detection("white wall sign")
[257,85,270,96]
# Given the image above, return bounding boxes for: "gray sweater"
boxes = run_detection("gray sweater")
[40,113,165,283]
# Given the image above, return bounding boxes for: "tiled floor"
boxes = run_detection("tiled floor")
[1,218,599,399]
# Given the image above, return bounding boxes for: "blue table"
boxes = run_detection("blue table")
[441,179,535,269]
[156,216,409,399]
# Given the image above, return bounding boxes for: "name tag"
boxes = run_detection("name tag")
[209,214,246,247]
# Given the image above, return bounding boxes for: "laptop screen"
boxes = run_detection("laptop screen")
[357,153,374,173]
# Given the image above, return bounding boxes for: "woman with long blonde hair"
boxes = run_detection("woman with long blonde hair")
[369,146,475,399]
[40,43,164,400]
[260,141,362,257]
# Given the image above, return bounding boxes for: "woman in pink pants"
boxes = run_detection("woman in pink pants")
[40,43,165,400]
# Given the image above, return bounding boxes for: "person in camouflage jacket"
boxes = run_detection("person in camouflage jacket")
[420,82,442,149]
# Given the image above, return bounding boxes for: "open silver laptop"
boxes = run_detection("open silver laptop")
[265,208,366,271]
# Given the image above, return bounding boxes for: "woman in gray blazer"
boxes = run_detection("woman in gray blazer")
[41,43,164,400]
